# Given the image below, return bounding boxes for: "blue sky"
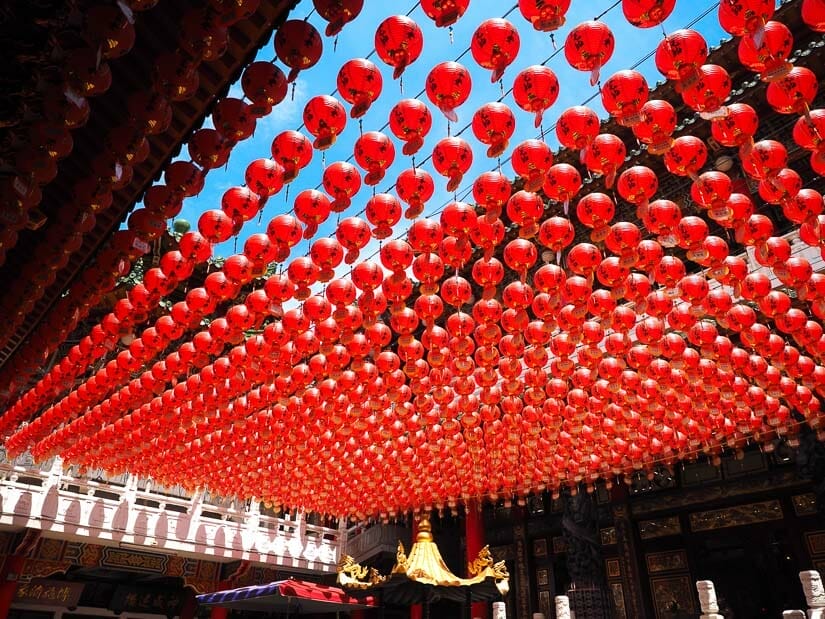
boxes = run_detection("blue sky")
[153,0,730,267]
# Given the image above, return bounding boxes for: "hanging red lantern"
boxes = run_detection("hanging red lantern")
[322,161,362,212]
[337,58,383,118]
[354,131,396,185]
[222,186,261,222]
[313,0,363,36]
[199,209,236,244]
[511,139,553,193]
[212,98,256,141]
[681,64,732,116]
[310,238,344,282]
[567,242,602,278]
[691,171,732,214]
[471,18,520,82]
[366,193,402,239]
[564,20,615,85]
[766,66,818,115]
[241,62,288,116]
[583,133,626,188]
[741,139,787,181]
[274,20,323,82]
[374,15,424,79]
[538,217,575,262]
[86,5,136,59]
[738,20,793,81]
[426,61,472,121]
[802,0,825,32]
[506,190,544,238]
[512,65,560,128]
[655,29,708,82]
[271,130,313,183]
[632,99,677,154]
[188,129,231,170]
[294,189,332,239]
[793,109,825,153]
[336,217,372,264]
[180,9,227,62]
[601,69,649,126]
[440,201,478,242]
[758,167,801,205]
[473,171,512,221]
[710,102,758,147]
[303,95,347,150]
[556,105,600,155]
[576,193,616,242]
[245,159,284,198]
[543,163,582,214]
[432,136,473,192]
[663,136,708,179]
[718,0,774,37]
[617,165,658,211]
[622,0,675,28]
[518,0,570,31]
[389,99,433,156]
[154,52,199,102]
[420,0,470,27]
[472,102,516,158]
[396,167,435,219]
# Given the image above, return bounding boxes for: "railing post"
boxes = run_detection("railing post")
[800,570,825,619]
[696,580,723,619]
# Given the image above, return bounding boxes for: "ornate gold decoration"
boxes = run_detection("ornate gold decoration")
[338,517,510,597]
[689,500,782,532]
[638,516,681,540]
[337,555,386,589]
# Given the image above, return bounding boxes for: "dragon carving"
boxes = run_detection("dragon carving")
[337,555,385,588]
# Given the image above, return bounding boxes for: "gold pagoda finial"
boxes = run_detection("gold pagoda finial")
[416,517,433,543]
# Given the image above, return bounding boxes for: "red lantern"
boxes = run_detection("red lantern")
[511,139,553,193]
[758,167,801,205]
[188,128,231,170]
[241,62,288,116]
[718,0,774,37]
[337,58,383,119]
[154,52,199,102]
[506,190,544,238]
[245,159,284,198]
[472,103,516,158]
[420,0,470,27]
[632,99,677,154]
[622,0,675,28]
[691,171,732,213]
[663,136,708,179]
[681,64,732,116]
[564,20,615,85]
[374,15,424,79]
[274,20,323,82]
[471,18,520,82]
[426,61,472,121]
[180,9,227,62]
[802,0,825,32]
[354,131,396,186]
[793,109,825,153]
[766,66,818,115]
[617,165,658,210]
[473,171,512,221]
[556,105,600,152]
[336,217,372,263]
[543,163,582,214]
[601,69,649,126]
[740,139,787,181]
[583,133,626,188]
[271,130,313,183]
[389,99,432,156]
[294,189,332,238]
[738,20,793,81]
[303,95,347,150]
[366,193,402,239]
[576,192,616,241]
[655,29,708,82]
[310,238,344,282]
[518,0,570,31]
[199,209,236,244]
[313,0,363,36]
[512,65,560,128]
[322,161,362,212]
[396,167,435,219]
[222,186,261,222]
[432,137,473,192]
[710,102,758,147]
[212,98,256,141]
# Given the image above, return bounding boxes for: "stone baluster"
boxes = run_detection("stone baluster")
[696,580,724,619]
[555,595,571,619]
[800,570,825,619]
[492,601,506,619]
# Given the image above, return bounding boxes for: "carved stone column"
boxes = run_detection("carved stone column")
[800,570,825,619]
[696,580,724,619]
[555,595,571,619]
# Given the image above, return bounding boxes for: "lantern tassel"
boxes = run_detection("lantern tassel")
[589,67,601,87]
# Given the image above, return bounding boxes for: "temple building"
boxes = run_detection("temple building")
[1,0,825,617]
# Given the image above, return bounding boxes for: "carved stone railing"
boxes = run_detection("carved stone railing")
[0,450,344,572]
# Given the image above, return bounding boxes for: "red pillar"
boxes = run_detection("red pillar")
[0,554,26,617]
[179,587,199,619]
[410,517,423,619]
[465,500,488,619]
[210,580,231,619]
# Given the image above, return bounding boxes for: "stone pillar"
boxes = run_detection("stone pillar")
[555,595,571,619]
[696,580,724,619]
[465,499,488,619]
[410,517,422,619]
[492,601,506,618]
[800,570,825,619]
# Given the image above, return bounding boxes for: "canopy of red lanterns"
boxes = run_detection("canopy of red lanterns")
[3,0,825,520]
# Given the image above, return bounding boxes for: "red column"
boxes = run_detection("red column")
[179,587,199,619]
[410,517,422,619]
[210,580,231,619]
[0,554,26,617]
[465,500,488,619]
